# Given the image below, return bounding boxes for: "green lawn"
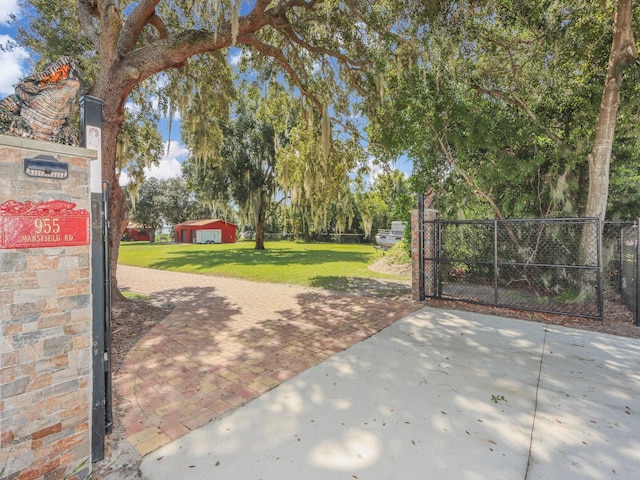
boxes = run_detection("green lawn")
[118,240,407,289]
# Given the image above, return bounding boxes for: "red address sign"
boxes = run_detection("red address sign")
[0,199,90,249]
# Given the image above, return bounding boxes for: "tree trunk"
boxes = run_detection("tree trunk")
[255,221,265,250]
[254,191,267,250]
[578,0,637,297]
[584,0,637,222]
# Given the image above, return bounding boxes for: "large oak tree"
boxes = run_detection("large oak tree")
[11,0,423,297]
[183,83,282,250]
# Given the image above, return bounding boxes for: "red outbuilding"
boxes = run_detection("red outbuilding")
[174,219,237,244]
[123,223,151,241]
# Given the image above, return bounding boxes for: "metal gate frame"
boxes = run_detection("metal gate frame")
[619,219,640,326]
[91,181,112,462]
[419,211,605,320]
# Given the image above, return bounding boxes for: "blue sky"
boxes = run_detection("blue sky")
[0,1,27,97]
[0,2,411,185]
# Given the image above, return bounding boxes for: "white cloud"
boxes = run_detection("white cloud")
[0,1,20,23]
[0,35,28,96]
[363,156,410,188]
[164,140,190,159]
[145,157,182,181]
[147,141,189,180]
[119,141,190,186]
[124,101,140,115]
[229,51,242,65]
[229,48,252,66]
[164,105,181,121]
[365,155,383,187]
[118,170,131,186]
[230,51,242,66]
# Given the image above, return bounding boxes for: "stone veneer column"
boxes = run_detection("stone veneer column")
[0,135,96,480]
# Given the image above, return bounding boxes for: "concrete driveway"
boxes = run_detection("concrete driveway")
[139,307,640,480]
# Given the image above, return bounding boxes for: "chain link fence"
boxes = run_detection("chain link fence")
[424,218,603,319]
[613,222,639,324]
[602,221,633,294]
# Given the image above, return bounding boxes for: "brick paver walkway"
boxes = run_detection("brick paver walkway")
[115,265,421,456]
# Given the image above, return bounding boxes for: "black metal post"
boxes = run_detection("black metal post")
[436,223,442,298]
[636,218,640,326]
[418,193,425,301]
[619,225,624,295]
[80,95,110,462]
[597,218,604,322]
[494,219,499,305]
[102,182,113,435]
[89,186,105,462]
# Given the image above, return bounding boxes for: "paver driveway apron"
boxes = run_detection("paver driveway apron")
[115,265,421,456]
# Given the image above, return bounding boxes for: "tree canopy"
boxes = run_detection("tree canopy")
[5,0,639,298]
[183,82,283,249]
[368,0,639,221]
[9,0,427,296]
[127,176,210,238]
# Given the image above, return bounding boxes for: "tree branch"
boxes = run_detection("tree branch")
[275,19,368,68]
[272,0,323,12]
[111,0,331,109]
[429,121,504,218]
[428,120,532,261]
[94,0,125,66]
[77,0,100,47]
[268,0,368,68]
[471,84,567,148]
[147,14,169,41]
[243,33,323,111]
[127,0,273,72]
[118,0,161,54]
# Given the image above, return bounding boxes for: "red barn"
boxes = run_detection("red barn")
[174,219,237,244]
[123,223,151,241]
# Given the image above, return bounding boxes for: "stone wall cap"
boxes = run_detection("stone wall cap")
[0,134,98,160]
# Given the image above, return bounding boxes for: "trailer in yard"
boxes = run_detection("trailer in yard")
[195,229,221,244]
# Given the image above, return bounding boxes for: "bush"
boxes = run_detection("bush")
[386,239,411,265]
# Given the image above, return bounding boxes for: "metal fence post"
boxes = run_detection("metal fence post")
[597,218,604,321]
[619,224,624,295]
[436,222,442,298]
[418,193,425,301]
[80,95,112,462]
[494,219,499,305]
[422,200,438,299]
[636,217,640,326]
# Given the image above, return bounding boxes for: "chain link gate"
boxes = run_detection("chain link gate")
[619,221,640,325]
[419,214,604,320]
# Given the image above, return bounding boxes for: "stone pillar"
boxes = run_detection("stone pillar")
[411,194,438,301]
[0,135,97,480]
